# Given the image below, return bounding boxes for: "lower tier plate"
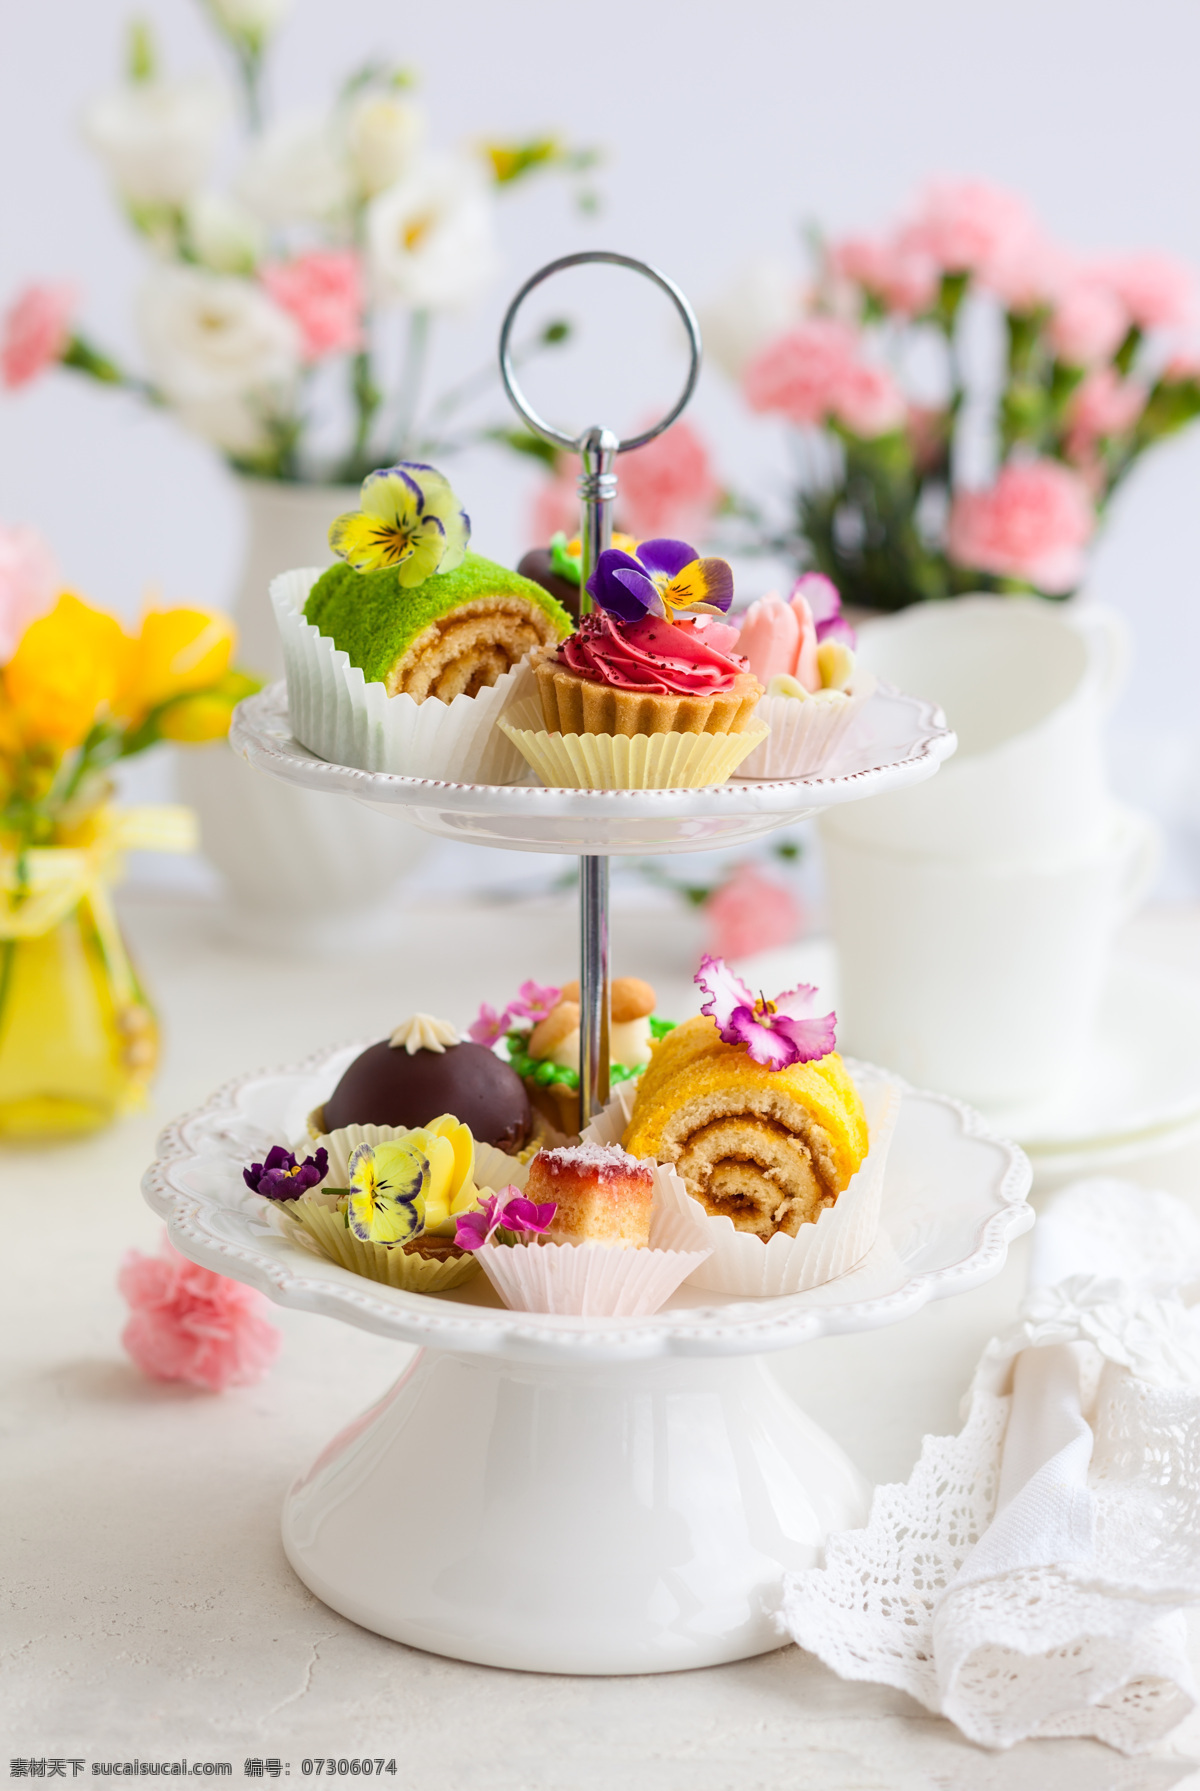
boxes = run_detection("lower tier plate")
[143,1044,1033,1366]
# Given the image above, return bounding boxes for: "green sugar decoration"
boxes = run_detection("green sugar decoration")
[304,553,572,685]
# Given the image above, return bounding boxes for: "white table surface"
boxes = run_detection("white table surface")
[4,889,1200,1791]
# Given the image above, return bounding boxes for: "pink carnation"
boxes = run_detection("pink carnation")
[898,180,1037,276]
[946,459,1095,595]
[617,421,722,540]
[1063,368,1146,466]
[260,250,363,361]
[0,523,59,659]
[828,235,939,317]
[1048,273,1129,368]
[705,864,801,962]
[1102,253,1197,332]
[979,232,1066,313]
[2,283,75,389]
[744,319,904,438]
[119,1233,281,1392]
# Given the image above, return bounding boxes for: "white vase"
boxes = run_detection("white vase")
[176,474,432,951]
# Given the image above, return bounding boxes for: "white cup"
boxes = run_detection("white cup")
[832,597,1127,863]
[820,806,1160,1109]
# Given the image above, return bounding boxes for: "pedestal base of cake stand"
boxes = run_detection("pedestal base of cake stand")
[281,1345,868,1675]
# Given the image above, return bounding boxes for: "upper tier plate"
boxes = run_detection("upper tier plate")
[230,681,955,856]
[143,1044,1032,1366]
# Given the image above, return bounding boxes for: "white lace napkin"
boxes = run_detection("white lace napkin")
[781,1178,1200,1754]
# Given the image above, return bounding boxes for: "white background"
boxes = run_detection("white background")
[2,0,1200,879]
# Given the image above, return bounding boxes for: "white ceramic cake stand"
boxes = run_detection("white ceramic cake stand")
[144,1043,1031,1676]
[147,684,1021,1679]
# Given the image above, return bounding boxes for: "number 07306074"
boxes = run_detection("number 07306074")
[301,1764,397,1776]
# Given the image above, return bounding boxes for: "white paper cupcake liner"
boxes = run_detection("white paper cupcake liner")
[272,567,537,783]
[583,1067,901,1296]
[474,1213,711,1317]
[498,695,769,790]
[733,672,876,780]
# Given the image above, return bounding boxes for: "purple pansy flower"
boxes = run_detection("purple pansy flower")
[244,1145,329,1201]
[792,572,856,649]
[455,1186,558,1251]
[586,538,735,625]
[695,954,837,1071]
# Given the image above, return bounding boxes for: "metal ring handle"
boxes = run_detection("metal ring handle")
[498,251,702,454]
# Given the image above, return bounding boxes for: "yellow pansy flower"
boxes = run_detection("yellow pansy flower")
[404,1113,479,1236]
[329,462,470,586]
[346,1138,428,1245]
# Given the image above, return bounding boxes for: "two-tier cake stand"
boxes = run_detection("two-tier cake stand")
[143,254,1032,1676]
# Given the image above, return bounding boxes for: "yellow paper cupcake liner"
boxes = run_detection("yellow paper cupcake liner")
[499,701,769,791]
[281,1197,480,1292]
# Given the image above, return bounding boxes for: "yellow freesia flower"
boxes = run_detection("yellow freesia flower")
[4,594,133,749]
[157,671,261,743]
[121,607,237,721]
[329,462,470,586]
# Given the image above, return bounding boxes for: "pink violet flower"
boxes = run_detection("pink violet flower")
[617,420,722,541]
[1,283,76,389]
[118,1233,281,1392]
[468,1002,513,1046]
[744,319,904,438]
[1101,253,1197,332]
[696,954,834,1070]
[260,250,364,362]
[828,234,940,317]
[897,180,1037,276]
[705,868,801,963]
[455,1187,557,1250]
[0,523,60,658]
[946,459,1095,595]
[1048,273,1129,368]
[1064,369,1147,466]
[509,979,562,1024]
[792,571,856,648]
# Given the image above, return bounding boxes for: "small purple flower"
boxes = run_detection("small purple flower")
[455,1186,558,1250]
[244,1145,329,1201]
[791,572,857,648]
[695,954,837,1071]
[586,538,734,624]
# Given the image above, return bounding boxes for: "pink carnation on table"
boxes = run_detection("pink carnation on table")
[617,421,721,540]
[1102,253,1197,332]
[828,234,940,317]
[1048,274,1129,368]
[260,251,364,361]
[946,459,1095,595]
[898,180,1037,275]
[705,864,801,962]
[0,523,59,659]
[1,283,76,389]
[119,1233,281,1393]
[1063,368,1146,466]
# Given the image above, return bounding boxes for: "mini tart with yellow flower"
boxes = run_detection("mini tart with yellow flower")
[247,1114,487,1293]
[272,461,571,782]
[500,539,769,790]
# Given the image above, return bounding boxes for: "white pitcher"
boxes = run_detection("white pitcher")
[829,597,1127,863]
